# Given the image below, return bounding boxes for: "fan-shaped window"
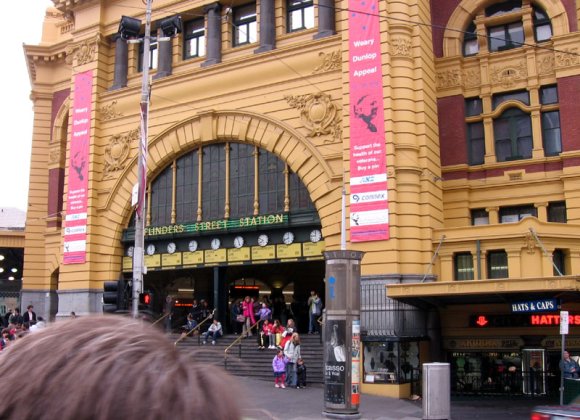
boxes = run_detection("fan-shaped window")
[485,0,521,17]
[493,108,532,162]
[143,143,315,227]
[463,22,479,56]
[533,6,552,42]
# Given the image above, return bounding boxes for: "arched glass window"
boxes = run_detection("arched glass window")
[230,143,255,218]
[533,5,552,42]
[175,149,199,223]
[463,22,479,56]
[493,108,532,162]
[150,166,172,225]
[144,143,315,226]
[202,144,226,220]
[258,149,285,214]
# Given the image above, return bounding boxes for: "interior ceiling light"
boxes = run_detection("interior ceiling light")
[8,276,14,281]
[0,268,4,273]
[10,268,17,273]
[0,255,4,261]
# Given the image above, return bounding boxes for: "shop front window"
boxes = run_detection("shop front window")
[363,341,420,384]
[451,351,522,394]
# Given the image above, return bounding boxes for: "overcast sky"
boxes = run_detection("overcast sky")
[0,1,53,211]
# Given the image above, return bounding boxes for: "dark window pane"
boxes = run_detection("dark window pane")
[493,108,532,161]
[492,90,529,109]
[467,122,485,165]
[202,144,226,220]
[258,151,285,214]
[463,22,479,56]
[487,250,508,279]
[548,201,567,223]
[138,41,158,71]
[288,0,314,32]
[553,249,566,275]
[471,208,489,225]
[175,149,199,223]
[150,166,172,225]
[465,98,483,117]
[455,253,474,280]
[230,143,255,218]
[233,3,257,46]
[290,171,315,212]
[485,0,521,17]
[499,205,537,223]
[488,21,524,52]
[533,6,552,42]
[542,111,562,156]
[183,19,206,59]
[540,86,558,105]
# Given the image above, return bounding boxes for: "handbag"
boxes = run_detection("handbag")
[236,314,246,323]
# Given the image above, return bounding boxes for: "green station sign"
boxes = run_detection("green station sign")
[144,214,287,237]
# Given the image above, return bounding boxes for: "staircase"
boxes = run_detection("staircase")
[174,333,325,384]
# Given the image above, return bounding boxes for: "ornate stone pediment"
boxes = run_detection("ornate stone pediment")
[285,92,341,143]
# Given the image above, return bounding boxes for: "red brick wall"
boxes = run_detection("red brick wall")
[438,95,466,166]
[558,75,580,152]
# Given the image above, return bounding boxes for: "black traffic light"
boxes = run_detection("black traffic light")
[103,279,128,313]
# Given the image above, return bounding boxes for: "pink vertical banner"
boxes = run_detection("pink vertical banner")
[348,0,389,242]
[63,70,92,264]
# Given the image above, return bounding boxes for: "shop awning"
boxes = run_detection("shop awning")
[386,276,580,308]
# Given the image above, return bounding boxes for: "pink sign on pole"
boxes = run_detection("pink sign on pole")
[348,0,389,242]
[63,70,92,264]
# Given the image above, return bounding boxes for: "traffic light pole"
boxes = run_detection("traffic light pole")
[132,0,153,319]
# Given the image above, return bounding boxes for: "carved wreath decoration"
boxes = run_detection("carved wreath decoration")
[285,92,340,141]
[103,129,139,178]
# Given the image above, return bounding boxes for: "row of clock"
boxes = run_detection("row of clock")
[126,229,323,257]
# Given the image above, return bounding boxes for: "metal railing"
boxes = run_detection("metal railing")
[224,319,260,368]
[174,310,215,346]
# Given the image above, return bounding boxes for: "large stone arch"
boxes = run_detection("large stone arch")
[102,110,341,250]
[442,0,569,57]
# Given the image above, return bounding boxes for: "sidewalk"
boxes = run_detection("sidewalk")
[236,376,544,420]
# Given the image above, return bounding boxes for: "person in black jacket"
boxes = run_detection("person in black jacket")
[297,358,307,388]
[22,305,37,327]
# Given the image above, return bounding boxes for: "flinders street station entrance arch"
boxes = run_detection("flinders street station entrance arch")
[120,136,328,331]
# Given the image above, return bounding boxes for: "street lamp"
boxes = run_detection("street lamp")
[118,2,181,318]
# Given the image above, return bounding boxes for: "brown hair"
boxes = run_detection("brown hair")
[0,316,241,420]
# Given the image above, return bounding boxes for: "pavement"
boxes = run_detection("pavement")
[235,376,547,420]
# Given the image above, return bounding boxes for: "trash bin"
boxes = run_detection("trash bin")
[564,378,580,405]
[422,363,450,420]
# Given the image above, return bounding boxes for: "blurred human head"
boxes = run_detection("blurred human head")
[0,316,241,420]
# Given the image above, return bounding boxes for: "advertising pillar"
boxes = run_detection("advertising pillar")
[323,250,364,419]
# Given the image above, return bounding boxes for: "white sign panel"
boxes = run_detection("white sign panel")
[561,311,569,335]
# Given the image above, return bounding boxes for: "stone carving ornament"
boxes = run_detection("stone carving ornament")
[99,101,124,121]
[313,50,341,73]
[285,92,341,143]
[490,61,527,88]
[65,34,101,67]
[391,38,412,57]
[103,129,139,178]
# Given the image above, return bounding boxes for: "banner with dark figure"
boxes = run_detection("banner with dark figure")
[325,320,347,404]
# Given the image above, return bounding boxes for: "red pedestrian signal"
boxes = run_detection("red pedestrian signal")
[475,315,489,327]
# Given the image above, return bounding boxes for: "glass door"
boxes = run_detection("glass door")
[522,349,545,395]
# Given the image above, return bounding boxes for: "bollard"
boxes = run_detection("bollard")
[422,363,450,420]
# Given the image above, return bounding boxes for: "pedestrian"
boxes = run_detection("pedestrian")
[23,305,37,327]
[258,319,272,350]
[271,319,284,348]
[284,332,301,388]
[279,318,295,350]
[242,296,256,337]
[272,349,287,389]
[307,291,322,334]
[8,308,23,326]
[560,350,580,378]
[202,319,223,345]
[296,358,307,388]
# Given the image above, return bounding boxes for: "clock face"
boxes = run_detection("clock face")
[233,236,244,248]
[210,238,221,250]
[283,231,295,245]
[146,244,156,255]
[188,240,198,252]
[167,242,176,254]
[126,246,134,257]
[310,229,322,243]
[257,234,269,247]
